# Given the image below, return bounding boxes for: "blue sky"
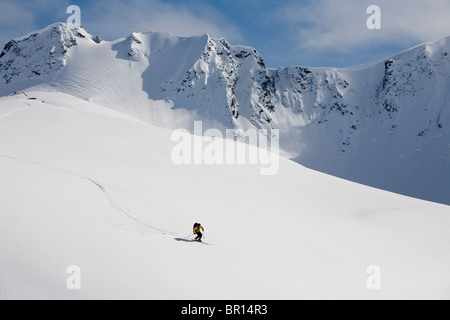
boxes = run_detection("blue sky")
[1,0,450,68]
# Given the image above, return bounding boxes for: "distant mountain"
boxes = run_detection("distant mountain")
[1,23,449,205]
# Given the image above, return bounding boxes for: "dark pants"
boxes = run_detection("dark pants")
[195,232,203,241]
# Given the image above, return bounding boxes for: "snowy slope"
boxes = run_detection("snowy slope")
[0,91,449,299]
[0,23,449,204]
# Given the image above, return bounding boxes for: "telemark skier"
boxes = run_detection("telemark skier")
[193,223,204,242]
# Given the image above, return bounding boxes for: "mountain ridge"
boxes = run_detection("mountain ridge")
[1,23,449,205]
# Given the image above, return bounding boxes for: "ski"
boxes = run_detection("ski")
[194,240,212,246]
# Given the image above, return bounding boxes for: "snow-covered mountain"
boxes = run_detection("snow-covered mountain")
[1,23,449,205]
[0,23,450,299]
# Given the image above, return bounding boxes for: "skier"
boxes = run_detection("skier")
[193,223,204,242]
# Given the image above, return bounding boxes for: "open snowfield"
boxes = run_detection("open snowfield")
[0,91,449,299]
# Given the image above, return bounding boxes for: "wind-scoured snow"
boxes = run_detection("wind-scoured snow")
[0,91,449,299]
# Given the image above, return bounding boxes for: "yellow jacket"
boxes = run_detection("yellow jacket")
[193,225,204,233]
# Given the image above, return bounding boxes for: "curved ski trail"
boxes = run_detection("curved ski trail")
[0,154,167,235]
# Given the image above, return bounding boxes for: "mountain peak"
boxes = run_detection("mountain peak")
[0,23,78,84]
[0,23,104,85]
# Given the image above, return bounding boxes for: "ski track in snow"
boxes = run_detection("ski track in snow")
[0,103,32,120]
[0,154,167,235]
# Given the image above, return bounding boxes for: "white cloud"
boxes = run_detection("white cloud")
[81,0,243,43]
[278,0,450,52]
